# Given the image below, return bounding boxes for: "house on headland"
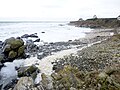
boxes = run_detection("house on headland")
[93,15,97,19]
[117,15,120,20]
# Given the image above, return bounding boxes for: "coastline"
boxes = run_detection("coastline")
[0,26,120,89]
[50,28,120,90]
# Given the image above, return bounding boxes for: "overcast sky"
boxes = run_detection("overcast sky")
[0,0,120,21]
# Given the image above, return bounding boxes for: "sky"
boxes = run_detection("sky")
[0,0,120,21]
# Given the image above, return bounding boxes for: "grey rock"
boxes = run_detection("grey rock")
[2,44,11,53]
[34,38,40,42]
[0,62,4,69]
[3,79,18,90]
[21,34,29,38]
[8,50,17,59]
[29,34,38,38]
[41,32,45,33]
[17,65,39,80]
[4,37,15,45]
[13,77,34,90]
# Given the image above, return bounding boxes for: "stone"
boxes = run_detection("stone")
[17,45,25,57]
[0,62,4,69]
[13,77,34,90]
[31,72,37,81]
[41,32,45,33]
[17,65,39,80]
[1,37,25,61]
[98,72,108,81]
[51,73,62,80]
[0,54,4,62]
[26,39,34,44]
[0,41,3,48]
[21,34,29,38]
[10,39,24,49]
[4,37,15,45]
[3,79,18,90]
[29,34,38,38]
[41,73,50,89]
[8,50,17,59]
[2,44,11,52]
[34,38,40,42]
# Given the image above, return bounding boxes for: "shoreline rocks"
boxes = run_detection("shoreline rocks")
[0,31,120,90]
[17,65,40,81]
[21,33,38,38]
[51,65,120,90]
[0,37,25,63]
[69,18,120,28]
[50,34,120,89]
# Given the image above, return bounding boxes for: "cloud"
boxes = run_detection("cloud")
[0,0,120,21]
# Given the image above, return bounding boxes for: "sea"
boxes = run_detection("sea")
[0,21,91,42]
[0,21,92,88]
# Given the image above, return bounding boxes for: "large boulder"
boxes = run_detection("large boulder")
[10,39,24,49]
[52,65,120,90]
[0,41,3,48]
[0,62,4,69]
[13,77,34,90]
[21,34,29,38]
[4,37,15,45]
[0,54,4,68]
[8,50,17,59]
[2,44,11,52]
[21,33,38,38]
[17,65,39,80]
[3,37,24,51]
[17,45,25,57]
[2,37,25,60]
[29,33,38,38]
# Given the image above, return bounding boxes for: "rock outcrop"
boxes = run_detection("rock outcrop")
[69,18,120,28]
[51,65,120,90]
[13,77,34,90]
[17,65,40,81]
[1,37,25,62]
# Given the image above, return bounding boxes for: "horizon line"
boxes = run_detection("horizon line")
[0,20,70,23]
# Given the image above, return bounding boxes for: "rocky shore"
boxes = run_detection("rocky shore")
[69,17,120,28]
[0,27,120,90]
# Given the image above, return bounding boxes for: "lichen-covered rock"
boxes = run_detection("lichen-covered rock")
[41,73,52,90]
[52,65,120,90]
[10,39,24,49]
[4,37,15,45]
[52,65,84,90]
[0,54,4,62]
[2,44,11,52]
[1,37,25,62]
[8,50,17,59]
[13,77,34,90]
[98,72,108,81]
[17,65,39,80]
[0,54,4,68]
[17,45,25,57]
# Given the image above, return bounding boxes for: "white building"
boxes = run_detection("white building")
[117,15,120,20]
[93,15,97,19]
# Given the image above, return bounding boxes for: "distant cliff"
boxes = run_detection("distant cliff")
[69,18,120,28]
